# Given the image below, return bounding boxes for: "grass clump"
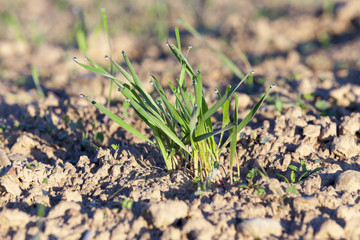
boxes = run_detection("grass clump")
[74,27,273,184]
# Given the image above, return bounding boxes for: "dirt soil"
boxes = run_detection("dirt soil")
[1,0,360,239]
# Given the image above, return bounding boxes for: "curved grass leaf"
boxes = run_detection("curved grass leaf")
[277,173,289,183]
[194,122,235,142]
[80,94,153,144]
[74,59,113,78]
[201,72,251,123]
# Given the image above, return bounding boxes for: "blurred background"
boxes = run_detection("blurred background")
[0,0,359,114]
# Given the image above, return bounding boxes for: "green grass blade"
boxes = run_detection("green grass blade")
[229,93,239,183]
[178,82,192,116]
[175,26,181,52]
[216,50,245,79]
[220,83,273,151]
[309,167,325,175]
[122,51,161,115]
[168,43,196,79]
[189,105,198,134]
[194,122,235,142]
[101,9,110,45]
[84,56,105,70]
[179,62,186,88]
[152,128,170,169]
[301,160,307,172]
[222,85,231,126]
[218,85,231,148]
[298,172,309,182]
[179,18,245,79]
[73,58,113,78]
[201,72,251,123]
[148,112,191,155]
[236,84,273,134]
[31,66,45,99]
[107,56,133,84]
[76,29,87,55]
[290,171,296,183]
[119,85,155,122]
[101,8,114,107]
[178,18,201,38]
[168,81,190,122]
[120,84,190,155]
[150,74,189,131]
[277,174,289,183]
[289,165,299,172]
[194,71,203,116]
[80,94,153,144]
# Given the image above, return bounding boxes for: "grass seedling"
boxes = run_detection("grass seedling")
[101,8,116,108]
[94,132,104,144]
[31,66,45,99]
[178,18,248,80]
[33,204,46,240]
[111,144,120,151]
[120,198,133,210]
[74,8,88,55]
[149,0,168,41]
[275,93,283,114]
[239,168,266,195]
[194,176,212,195]
[76,27,87,54]
[43,178,48,184]
[315,99,331,116]
[2,12,25,41]
[277,160,324,194]
[74,26,273,183]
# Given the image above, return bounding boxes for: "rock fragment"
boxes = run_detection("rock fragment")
[335,170,360,192]
[303,124,321,138]
[11,133,37,155]
[0,209,30,231]
[48,201,81,219]
[76,155,90,168]
[336,205,360,223]
[330,84,353,107]
[0,178,22,196]
[340,113,360,136]
[319,118,337,141]
[331,135,359,158]
[182,216,215,240]
[296,143,315,157]
[62,189,82,202]
[142,200,189,228]
[293,197,319,212]
[160,227,181,240]
[0,149,11,166]
[315,219,344,239]
[336,205,360,237]
[237,218,282,238]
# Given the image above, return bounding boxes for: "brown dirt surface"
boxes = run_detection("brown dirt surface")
[1,0,360,239]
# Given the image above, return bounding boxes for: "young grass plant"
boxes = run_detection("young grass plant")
[31,66,45,99]
[178,18,252,80]
[101,8,115,108]
[74,27,273,183]
[277,160,324,194]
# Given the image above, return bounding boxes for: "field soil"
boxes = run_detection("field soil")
[1,0,360,239]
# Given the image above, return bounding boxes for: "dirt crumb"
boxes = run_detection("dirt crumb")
[237,218,282,238]
[335,170,360,192]
[142,200,189,228]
